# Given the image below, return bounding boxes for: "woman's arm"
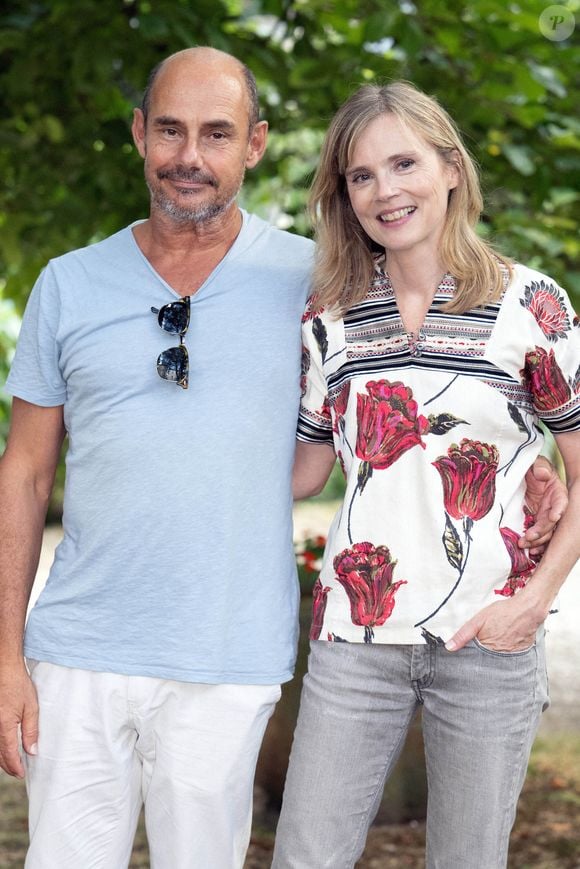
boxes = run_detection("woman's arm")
[293,440,337,501]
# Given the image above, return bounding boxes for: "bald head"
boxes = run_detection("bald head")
[141,47,259,133]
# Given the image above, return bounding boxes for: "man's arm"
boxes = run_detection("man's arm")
[520,455,568,551]
[447,431,580,653]
[293,440,337,501]
[0,398,65,777]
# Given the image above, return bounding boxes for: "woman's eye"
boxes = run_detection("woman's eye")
[351,172,371,184]
[397,159,415,170]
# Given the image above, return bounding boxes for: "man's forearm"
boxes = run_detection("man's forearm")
[0,465,51,663]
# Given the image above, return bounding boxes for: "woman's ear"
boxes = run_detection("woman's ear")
[447,149,462,191]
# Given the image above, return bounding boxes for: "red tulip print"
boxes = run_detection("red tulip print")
[347,379,431,543]
[432,439,499,523]
[355,379,430,496]
[415,439,499,628]
[332,381,351,434]
[521,346,572,412]
[310,578,331,640]
[333,542,407,642]
[494,525,536,597]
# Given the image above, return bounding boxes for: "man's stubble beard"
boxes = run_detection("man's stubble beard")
[146,167,246,226]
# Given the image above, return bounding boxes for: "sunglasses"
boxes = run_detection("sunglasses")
[150,296,190,389]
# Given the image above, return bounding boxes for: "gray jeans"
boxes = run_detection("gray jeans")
[272,632,548,869]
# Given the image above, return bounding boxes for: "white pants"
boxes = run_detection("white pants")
[25,661,280,869]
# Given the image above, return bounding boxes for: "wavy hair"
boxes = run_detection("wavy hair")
[309,81,511,315]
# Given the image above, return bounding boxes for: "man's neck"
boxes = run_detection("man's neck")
[132,204,243,296]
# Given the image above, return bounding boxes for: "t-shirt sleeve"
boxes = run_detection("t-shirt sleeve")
[296,301,334,445]
[517,275,580,433]
[4,263,67,406]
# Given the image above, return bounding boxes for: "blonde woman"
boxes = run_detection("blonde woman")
[272,83,580,868]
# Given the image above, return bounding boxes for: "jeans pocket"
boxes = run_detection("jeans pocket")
[472,637,536,657]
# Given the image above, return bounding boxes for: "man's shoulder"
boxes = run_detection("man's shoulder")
[243,211,314,253]
[47,224,135,272]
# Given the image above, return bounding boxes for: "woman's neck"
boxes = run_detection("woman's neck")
[385,254,447,335]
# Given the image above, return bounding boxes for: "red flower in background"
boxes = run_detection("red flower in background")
[355,380,429,491]
[333,542,407,642]
[432,439,498,523]
[310,578,331,640]
[302,550,318,573]
[521,346,572,411]
[520,280,571,342]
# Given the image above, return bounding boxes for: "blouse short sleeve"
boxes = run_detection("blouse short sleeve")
[486,265,580,434]
[296,298,334,445]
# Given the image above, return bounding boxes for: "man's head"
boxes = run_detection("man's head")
[141,50,260,134]
[132,47,267,225]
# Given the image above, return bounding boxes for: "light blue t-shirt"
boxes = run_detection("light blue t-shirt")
[6,210,314,684]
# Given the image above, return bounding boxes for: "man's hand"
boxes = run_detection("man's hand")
[521,456,567,552]
[445,594,546,653]
[0,663,38,778]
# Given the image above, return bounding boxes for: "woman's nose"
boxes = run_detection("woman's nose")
[375,172,400,199]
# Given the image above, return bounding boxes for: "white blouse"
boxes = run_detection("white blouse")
[298,263,580,645]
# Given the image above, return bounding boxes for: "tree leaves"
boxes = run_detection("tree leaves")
[0,0,577,315]
[0,0,577,343]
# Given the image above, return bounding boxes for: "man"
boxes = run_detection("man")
[0,47,566,869]
[0,47,313,868]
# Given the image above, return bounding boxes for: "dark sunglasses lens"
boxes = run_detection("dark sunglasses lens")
[157,345,189,389]
[158,299,189,335]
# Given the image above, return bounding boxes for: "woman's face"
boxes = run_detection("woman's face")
[345,113,459,264]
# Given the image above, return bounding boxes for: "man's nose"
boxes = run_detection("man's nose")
[177,136,203,165]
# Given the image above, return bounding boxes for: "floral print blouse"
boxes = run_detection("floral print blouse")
[298,263,580,645]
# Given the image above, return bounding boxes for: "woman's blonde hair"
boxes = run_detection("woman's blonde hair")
[309,81,511,314]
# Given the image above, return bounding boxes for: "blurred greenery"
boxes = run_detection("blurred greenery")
[0,295,19,447]
[1,0,579,471]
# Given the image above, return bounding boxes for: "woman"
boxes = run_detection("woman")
[272,82,580,868]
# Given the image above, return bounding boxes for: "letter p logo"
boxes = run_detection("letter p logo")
[539,6,575,40]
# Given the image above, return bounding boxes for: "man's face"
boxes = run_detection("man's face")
[133,56,265,225]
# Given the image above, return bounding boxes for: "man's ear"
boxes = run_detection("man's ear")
[131,108,147,159]
[246,120,269,169]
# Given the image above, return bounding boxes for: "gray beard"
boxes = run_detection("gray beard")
[147,180,243,226]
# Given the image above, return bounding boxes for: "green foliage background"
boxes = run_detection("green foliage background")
[1,0,579,453]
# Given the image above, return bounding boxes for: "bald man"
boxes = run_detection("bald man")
[0,48,314,868]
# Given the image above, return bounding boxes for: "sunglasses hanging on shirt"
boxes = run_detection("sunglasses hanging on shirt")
[150,296,190,389]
